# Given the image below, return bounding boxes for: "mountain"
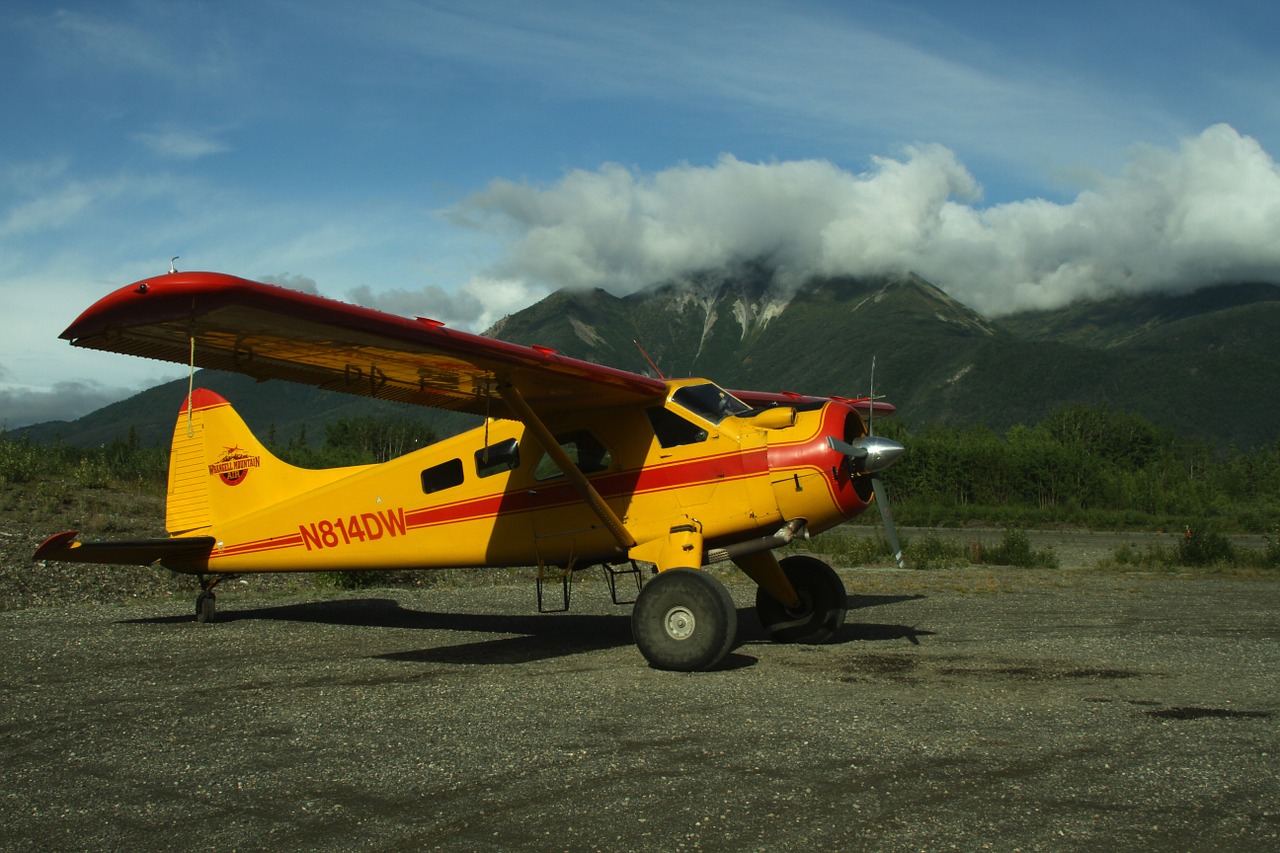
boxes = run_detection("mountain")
[15,270,1280,450]
[492,267,995,399]
[17,371,476,449]
[989,283,1280,445]
[492,271,1280,448]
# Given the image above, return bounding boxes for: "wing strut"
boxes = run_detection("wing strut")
[496,383,637,551]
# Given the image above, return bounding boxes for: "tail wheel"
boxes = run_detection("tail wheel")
[195,591,216,623]
[756,555,847,643]
[632,569,737,671]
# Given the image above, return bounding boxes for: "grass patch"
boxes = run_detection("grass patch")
[972,529,1059,569]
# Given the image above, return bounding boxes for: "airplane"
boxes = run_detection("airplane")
[33,269,905,671]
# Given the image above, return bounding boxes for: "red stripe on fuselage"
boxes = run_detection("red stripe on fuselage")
[208,533,305,561]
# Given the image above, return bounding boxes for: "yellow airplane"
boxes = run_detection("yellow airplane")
[34,270,905,671]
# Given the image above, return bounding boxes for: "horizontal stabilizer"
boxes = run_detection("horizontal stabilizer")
[33,531,215,567]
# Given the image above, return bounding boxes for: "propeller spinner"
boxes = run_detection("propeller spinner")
[827,434,906,569]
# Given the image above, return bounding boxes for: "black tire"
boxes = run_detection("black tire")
[195,591,216,624]
[755,555,847,643]
[632,569,737,671]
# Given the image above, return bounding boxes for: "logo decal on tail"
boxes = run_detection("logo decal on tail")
[208,446,261,486]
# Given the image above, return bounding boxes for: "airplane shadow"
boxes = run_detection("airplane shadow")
[119,591,932,668]
[123,598,636,666]
[735,593,933,647]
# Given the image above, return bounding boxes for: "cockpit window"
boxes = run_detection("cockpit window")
[671,383,751,425]
[646,407,708,448]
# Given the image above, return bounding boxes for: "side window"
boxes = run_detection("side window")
[534,430,614,481]
[421,458,464,494]
[475,438,519,478]
[646,406,708,448]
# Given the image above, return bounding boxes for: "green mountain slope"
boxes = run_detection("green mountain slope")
[993,284,1280,446]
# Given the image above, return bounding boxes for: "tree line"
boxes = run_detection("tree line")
[877,404,1280,532]
[0,416,438,489]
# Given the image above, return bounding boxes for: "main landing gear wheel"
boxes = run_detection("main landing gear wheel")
[756,555,847,644]
[632,568,738,672]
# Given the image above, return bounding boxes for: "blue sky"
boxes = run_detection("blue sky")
[3,0,1280,426]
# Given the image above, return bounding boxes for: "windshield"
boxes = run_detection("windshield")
[670,383,751,425]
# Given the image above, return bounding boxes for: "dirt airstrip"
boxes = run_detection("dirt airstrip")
[2,557,1277,852]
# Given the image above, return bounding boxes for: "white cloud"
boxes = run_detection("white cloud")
[452,124,1280,316]
[0,181,96,237]
[0,165,189,240]
[348,276,547,332]
[351,0,1184,198]
[45,7,238,87]
[134,127,230,160]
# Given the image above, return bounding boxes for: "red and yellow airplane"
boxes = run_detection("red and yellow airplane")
[34,270,904,671]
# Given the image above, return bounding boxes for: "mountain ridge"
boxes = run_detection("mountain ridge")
[15,272,1280,450]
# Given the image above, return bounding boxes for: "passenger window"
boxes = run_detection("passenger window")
[421,458,464,493]
[646,406,708,448]
[534,430,614,481]
[475,438,519,478]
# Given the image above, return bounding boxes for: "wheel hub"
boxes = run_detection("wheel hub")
[784,589,814,620]
[663,605,696,641]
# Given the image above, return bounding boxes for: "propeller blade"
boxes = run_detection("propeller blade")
[872,476,905,569]
[826,436,864,459]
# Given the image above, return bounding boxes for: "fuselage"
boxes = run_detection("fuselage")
[179,379,875,575]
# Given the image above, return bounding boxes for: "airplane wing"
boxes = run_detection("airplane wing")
[61,271,668,420]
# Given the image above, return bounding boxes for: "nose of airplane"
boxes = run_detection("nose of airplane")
[826,434,905,474]
[858,435,905,473]
[826,432,907,568]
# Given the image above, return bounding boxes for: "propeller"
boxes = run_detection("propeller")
[827,434,906,569]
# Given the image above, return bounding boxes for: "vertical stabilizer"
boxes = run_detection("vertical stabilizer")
[164,389,365,535]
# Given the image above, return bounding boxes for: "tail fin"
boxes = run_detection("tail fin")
[165,389,362,535]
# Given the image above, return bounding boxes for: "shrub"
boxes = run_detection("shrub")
[906,531,967,570]
[1111,541,1176,570]
[978,529,1058,568]
[0,436,44,485]
[317,570,385,590]
[1177,524,1235,567]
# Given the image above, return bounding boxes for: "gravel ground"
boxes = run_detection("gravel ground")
[2,564,1277,852]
